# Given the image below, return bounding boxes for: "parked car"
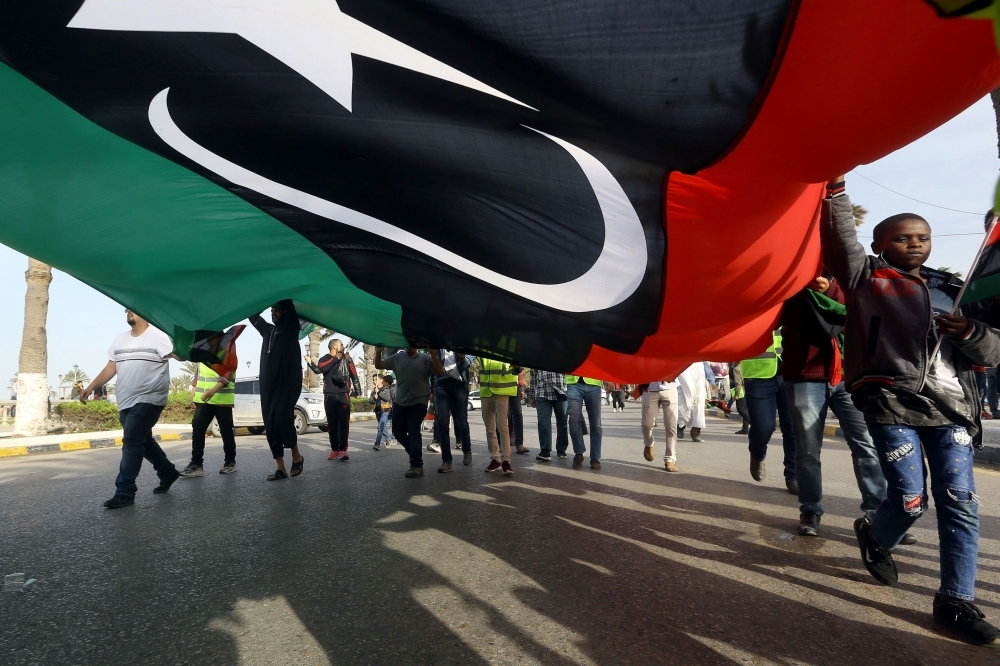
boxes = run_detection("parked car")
[468,389,481,411]
[210,376,327,437]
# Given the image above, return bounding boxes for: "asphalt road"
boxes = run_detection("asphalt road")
[2,405,1000,665]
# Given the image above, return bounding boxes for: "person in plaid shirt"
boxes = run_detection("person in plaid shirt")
[527,369,569,461]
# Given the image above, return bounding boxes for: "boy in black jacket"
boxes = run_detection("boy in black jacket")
[822,177,1000,645]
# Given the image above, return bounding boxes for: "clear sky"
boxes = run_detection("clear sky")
[1,95,998,395]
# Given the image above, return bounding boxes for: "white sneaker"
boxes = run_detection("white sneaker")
[427,443,441,453]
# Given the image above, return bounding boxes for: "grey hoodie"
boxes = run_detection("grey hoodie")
[820,185,1000,447]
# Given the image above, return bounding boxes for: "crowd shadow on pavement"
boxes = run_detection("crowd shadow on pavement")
[3,441,1000,665]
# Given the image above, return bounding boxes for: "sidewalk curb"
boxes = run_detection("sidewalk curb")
[350,412,377,422]
[0,432,191,458]
[706,408,1000,465]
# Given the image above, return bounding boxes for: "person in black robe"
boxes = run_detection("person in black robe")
[249,300,304,480]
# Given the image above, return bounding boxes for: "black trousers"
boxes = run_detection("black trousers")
[264,405,297,460]
[190,403,236,465]
[392,403,428,469]
[324,395,351,451]
[507,394,524,448]
[611,390,624,409]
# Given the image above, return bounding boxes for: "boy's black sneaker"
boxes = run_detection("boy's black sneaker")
[933,594,1000,645]
[103,495,134,509]
[535,453,551,462]
[854,517,897,586]
[153,468,181,494]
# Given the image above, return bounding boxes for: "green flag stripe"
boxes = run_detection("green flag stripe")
[0,62,408,347]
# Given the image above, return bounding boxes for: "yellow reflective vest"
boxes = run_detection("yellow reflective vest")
[565,375,602,386]
[194,365,235,406]
[740,331,783,380]
[480,358,518,398]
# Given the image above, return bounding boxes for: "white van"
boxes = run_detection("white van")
[210,375,327,436]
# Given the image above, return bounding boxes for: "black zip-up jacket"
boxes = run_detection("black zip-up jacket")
[307,354,361,402]
[821,183,1000,446]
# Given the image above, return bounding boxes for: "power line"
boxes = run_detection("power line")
[849,169,985,216]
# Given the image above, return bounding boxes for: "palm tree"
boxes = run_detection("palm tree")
[852,203,869,227]
[64,366,90,385]
[304,327,336,389]
[170,376,191,394]
[14,258,52,436]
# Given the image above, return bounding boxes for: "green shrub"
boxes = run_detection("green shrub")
[351,397,374,413]
[160,393,196,424]
[53,400,121,432]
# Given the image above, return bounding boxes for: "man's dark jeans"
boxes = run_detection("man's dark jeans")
[986,368,998,417]
[535,397,568,455]
[434,379,470,463]
[392,402,428,469]
[190,403,236,465]
[115,402,176,498]
[745,376,796,481]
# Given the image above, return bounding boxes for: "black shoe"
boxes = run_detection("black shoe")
[854,517,897,586]
[103,495,134,509]
[590,459,601,470]
[899,532,918,546]
[735,429,749,435]
[750,458,765,482]
[535,453,551,462]
[152,468,181,494]
[933,594,1000,645]
[556,451,568,459]
[572,454,584,469]
[677,425,685,438]
[798,513,820,537]
[785,480,799,495]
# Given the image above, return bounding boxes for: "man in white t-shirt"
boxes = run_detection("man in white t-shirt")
[82,309,181,509]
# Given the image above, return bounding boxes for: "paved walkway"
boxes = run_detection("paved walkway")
[2,409,999,664]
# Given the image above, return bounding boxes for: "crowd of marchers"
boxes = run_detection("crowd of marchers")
[78,177,1000,647]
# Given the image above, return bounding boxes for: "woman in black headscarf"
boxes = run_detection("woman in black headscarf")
[249,300,304,480]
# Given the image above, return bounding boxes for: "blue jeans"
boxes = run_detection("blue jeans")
[745,376,796,481]
[868,424,979,601]
[568,382,602,460]
[535,397,568,455]
[786,381,886,517]
[434,379,471,462]
[986,368,998,416]
[115,402,176,499]
[374,411,394,446]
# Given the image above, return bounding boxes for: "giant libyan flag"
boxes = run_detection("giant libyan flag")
[1,1,1000,380]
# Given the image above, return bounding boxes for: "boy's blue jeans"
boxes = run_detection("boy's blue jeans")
[868,424,979,601]
[374,411,394,446]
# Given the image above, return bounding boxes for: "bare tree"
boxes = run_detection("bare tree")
[14,258,52,436]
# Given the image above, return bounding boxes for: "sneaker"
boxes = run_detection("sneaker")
[735,429,749,435]
[786,479,799,495]
[404,467,424,478]
[515,447,530,455]
[103,495,134,509]
[798,513,820,537]
[179,464,203,478]
[643,445,654,462]
[501,461,514,476]
[463,453,472,466]
[153,469,181,494]
[664,461,678,472]
[900,532,918,546]
[677,425,685,438]
[557,451,568,459]
[854,517,897,586]
[372,444,380,451]
[339,452,350,461]
[328,451,339,460]
[572,454,584,469]
[590,459,601,470]
[750,457,765,482]
[219,461,237,474]
[982,410,992,420]
[933,593,1000,645]
[535,453,551,462]
[485,460,502,473]
[427,443,441,453]
[438,462,453,474]
[690,428,703,442]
